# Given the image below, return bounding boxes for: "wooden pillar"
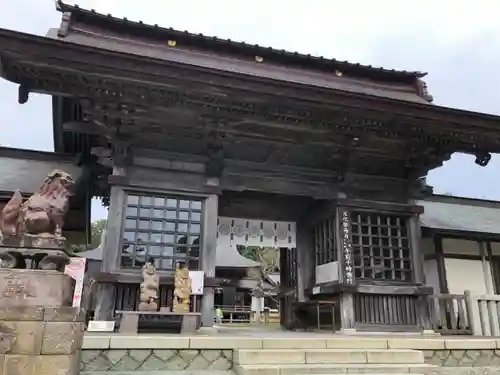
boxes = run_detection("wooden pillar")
[487,241,500,294]
[337,207,355,332]
[408,213,432,330]
[200,194,218,327]
[479,240,500,335]
[433,234,449,294]
[296,221,314,302]
[479,241,495,294]
[94,184,125,321]
[408,214,425,285]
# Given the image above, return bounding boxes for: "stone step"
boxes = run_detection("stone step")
[235,363,436,375]
[233,349,425,365]
[81,371,234,375]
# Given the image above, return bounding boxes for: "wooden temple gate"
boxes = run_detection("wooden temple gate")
[2,1,500,332]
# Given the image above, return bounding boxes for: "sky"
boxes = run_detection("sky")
[1,0,500,221]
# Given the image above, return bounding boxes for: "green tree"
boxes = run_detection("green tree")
[71,219,106,253]
[238,246,280,298]
[89,219,106,248]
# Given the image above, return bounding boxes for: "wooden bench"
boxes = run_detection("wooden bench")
[116,310,200,334]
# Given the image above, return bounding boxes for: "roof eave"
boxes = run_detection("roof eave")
[54,0,426,82]
[1,29,499,133]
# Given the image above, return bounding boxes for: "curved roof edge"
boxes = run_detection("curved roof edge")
[55,0,427,83]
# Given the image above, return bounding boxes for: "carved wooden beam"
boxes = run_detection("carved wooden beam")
[62,121,109,136]
[10,60,500,152]
[57,12,72,38]
[336,135,360,184]
[200,116,227,178]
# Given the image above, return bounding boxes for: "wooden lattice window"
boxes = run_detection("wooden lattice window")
[314,217,337,265]
[351,211,412,282]
[121,194,202,270]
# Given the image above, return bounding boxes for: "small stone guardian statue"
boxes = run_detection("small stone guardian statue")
[0,169,75,270]
[138,260,159,311]
[0,170,74,244]
[173,263,192,313]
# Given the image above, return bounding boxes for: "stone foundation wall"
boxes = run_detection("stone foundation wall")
[80,349,233,372]
[424,349,500,375]
[79,335,500,375]
[0,306,85,375]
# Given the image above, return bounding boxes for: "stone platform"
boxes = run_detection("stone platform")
[0,306,85,375]
[80,331,500,375]
[0,267,84,375]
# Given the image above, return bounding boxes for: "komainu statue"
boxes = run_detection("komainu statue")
[173,263,192,313]
[138,260,159,311]
[0,169,74,242]
[0,169,75,269]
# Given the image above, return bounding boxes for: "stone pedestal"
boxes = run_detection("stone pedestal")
[0,269,74,307]
[0,269,84,375]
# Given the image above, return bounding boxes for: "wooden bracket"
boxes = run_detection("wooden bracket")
[18,84,30,104]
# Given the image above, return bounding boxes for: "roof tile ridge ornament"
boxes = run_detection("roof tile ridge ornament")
[415,79,434,103]
[57,11,72,38]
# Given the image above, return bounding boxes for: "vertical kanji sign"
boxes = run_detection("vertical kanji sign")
[64,257,86,307]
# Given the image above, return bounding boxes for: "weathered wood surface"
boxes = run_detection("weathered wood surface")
[465,291,500,336]
[200,194,218,327]
[3,25,499,201]
[353,293,419,328]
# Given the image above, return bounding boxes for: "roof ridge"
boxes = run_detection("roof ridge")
[425,194,500,208]
[55,0,427,82]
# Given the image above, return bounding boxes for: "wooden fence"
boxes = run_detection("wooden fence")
[429,294,471,335]
[214,305,280,324]
[353,294,419,328]
[464,291,500,336]
[216,305,252,323]
[428,291,500,336]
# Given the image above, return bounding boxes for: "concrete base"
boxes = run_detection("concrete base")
[199,326,220,334]
[0,266,84,375]
[0,269,74,307]
[338,328,357,335]
[338,329,437,337]
[79,333,500,374]
[422,329,441,337]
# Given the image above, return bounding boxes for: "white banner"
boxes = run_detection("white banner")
[251,296,264,312]
[189,270,205,295]
[64,257,86,307]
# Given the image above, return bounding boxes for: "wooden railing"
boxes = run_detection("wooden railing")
[215,305,252,323]
[215,305,251,312]
[465,291,500,336]
[214,305,280,324]
[429,294,471,335]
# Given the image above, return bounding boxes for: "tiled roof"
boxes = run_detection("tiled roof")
[56,0,426,82]
[0,147,81,195]
[419,196,500,235]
